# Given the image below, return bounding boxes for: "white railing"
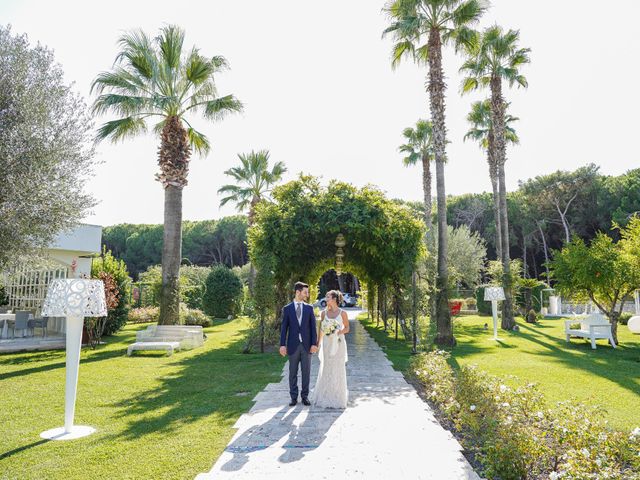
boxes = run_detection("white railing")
[3,265,68,314]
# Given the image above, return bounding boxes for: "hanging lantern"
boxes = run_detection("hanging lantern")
[335,233,346,276]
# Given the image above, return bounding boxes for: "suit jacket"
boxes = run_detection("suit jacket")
[280,302,317,355]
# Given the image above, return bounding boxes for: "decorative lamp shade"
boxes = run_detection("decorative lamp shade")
[41,279,107,317]
[484,286,506,302]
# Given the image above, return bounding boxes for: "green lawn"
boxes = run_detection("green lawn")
[360,314,640,431]
[0,318,284,480]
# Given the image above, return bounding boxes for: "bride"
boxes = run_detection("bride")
[310,290,349,408]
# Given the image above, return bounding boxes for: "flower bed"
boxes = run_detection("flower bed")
[411,351,640,479]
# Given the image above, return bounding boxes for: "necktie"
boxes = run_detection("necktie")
[296,303,302,342]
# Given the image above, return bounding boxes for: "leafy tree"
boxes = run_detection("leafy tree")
[464,99,519,259]
[384,0,487,347]
[551,217,640,343]
[102,216,248,278]
[92,25,242,325]
[520,164,601,244]
[446,224,487,289]
[0,25,97,269]
[460,25,531,329]
[218,150,287,226]
[202,266,243,319]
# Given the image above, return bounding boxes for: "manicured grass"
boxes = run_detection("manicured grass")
[0,318,284,480]
[360,314,640,431]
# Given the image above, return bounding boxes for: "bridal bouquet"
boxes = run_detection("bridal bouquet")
[322,317,343,357]
[322,318,342,337]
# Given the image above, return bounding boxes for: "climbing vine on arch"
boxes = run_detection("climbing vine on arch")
[246,175,425,349]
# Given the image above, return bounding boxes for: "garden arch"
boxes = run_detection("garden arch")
[249,176,425,312]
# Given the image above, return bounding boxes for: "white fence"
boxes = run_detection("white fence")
[2,265,68,313]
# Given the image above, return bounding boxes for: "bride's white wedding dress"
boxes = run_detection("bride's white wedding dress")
[310,308,349,409]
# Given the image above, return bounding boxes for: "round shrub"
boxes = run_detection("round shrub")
[128,306,159,324]
[202,266,243,319]
[179,303,212,327]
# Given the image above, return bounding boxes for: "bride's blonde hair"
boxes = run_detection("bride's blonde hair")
[326,290,343,306]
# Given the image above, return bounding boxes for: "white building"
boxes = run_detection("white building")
[3,224,103,314]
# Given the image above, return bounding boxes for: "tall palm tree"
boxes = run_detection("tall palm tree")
[218,150,287,226]
[464,99,519,260]
[460,25,530,329]
[384,0,487,347]
[399,119,434,232]
[92,25,243,325]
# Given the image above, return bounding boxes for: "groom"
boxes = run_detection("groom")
[279,282,318,406]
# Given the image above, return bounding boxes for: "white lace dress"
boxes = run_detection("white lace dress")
[310,308,349,409]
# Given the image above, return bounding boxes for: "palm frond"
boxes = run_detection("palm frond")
[92,93,154,116]
[187,127,211,156]
[157,24,185,70]
[115,29,156,80]
[95,117,147,143]
[201,95,244,120]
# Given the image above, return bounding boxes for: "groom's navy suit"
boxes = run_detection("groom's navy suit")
[280,302,317,401]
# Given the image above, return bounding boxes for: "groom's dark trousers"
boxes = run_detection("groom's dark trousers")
[280,302,317,401]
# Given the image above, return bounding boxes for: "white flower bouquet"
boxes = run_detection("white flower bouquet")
[322,317,342,336]
[321,317,343,357]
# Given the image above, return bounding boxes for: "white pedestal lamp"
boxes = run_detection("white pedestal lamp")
[39,279,107,441]
[484,286,505,340]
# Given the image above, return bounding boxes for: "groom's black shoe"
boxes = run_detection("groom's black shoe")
[289,398,298,407]
[302,397,311,406]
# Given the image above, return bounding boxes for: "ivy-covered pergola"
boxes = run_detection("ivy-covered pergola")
[249,176,425,320]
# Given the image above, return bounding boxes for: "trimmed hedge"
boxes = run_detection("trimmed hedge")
[202,266,243,319]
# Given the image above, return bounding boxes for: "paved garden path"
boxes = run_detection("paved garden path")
[196,310,480,480]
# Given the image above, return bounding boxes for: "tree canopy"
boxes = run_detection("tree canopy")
[0,25,97,268]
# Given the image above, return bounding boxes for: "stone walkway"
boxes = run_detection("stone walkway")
[196,310,480,480]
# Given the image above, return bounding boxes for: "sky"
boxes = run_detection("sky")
[2,0,639,227]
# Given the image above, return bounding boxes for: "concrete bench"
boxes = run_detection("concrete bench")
[127,341,180,356]
[135,325,205,350]
[565,313,616,350]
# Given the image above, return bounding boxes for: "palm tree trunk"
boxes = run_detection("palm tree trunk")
[159,184,183,325]
[491,76,515,329]
[428,26,454,347]
[157,115,191,326]
[488,129,502,260]
[422,152,438,330]
[421,153,432,233]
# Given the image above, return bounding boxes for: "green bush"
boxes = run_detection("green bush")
[137,265,209,309]
[128,306,159,323]
[411,351,640,479]
[619,313,632,326]
[179,303,211,327]
[242,265,277,353]
[475,286,492,315]
[0,283,8,306]
[91,249,131,335]
[202,266,243,319]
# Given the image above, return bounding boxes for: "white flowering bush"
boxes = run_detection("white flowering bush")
[410,352,640,479]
